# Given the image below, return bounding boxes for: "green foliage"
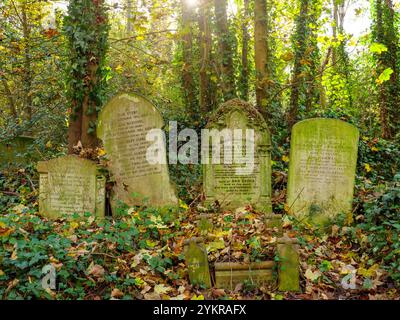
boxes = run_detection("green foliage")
[360,173,400,283]
[0,205,185,299]
[64,0,110,121]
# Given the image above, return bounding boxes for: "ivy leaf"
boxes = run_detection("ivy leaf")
[370,42,388,54]
[376,68,394,85]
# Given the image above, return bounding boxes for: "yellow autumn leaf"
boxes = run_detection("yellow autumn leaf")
[191,294,205,300]
[115,65,124,73]
[0,222,14,237]
[0,270,5,276]
[45,141,53,148]
[371,146,378,152]
[364,163,372,173]
[98,148,106,156]
[358,264,380,278]
[154,284,172,295]
[282,155,290,163]
[70,221,79,229]
[179,199,188,210]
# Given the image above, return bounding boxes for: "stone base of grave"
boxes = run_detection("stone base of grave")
[214,261,275,291]
[277,235,301,292]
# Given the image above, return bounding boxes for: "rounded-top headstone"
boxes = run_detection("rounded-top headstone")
[286,118,360,227]
[97,93,178,211]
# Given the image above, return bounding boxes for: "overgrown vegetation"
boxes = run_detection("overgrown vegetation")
[0,0,399,300]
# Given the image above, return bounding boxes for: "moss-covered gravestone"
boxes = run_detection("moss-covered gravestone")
[287,119,359,227]
[37,155,105,219]
[277,236,300,292]
[0,136,36,168]
[203,99,272,212]
[184,238,212,288]
[97,93,178,211]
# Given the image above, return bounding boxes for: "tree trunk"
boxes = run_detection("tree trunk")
[21,0,33,122]
[254,0,269,119]
[214,0,236,101]
[288,0,308,129]
[375,0,400,139]
[239,0,250,101]
[1,77,17,119]
[198,0,214,114]
[181,0,198,125]
[126,0,133,34]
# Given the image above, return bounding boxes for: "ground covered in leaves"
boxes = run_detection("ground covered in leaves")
[0,192,399,300]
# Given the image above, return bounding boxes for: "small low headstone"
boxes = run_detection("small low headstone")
[97,93,178,211]
[203,99,272,212]
[277,235,300,292]
[287,118,359,227]
[184,238,212,288]
[37,155,105,219]
[197,214,214,234]
[0,136,36,168]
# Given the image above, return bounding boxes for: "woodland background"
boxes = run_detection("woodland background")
[0,0,399,300]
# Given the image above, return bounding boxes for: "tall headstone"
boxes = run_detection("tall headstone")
[203,99,272,212]
[97,93,178,210]
[37,155,105,219]
[287,118,359,226]
[0,136,36,168]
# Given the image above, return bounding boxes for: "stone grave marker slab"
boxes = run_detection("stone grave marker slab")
[287,118,359,226]
[184,238,211,288]
[37,155,105,219]
[203,99,272,212]
[0,136,36,168]
[97,93,178,210]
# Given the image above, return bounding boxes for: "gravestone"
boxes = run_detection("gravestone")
[97,93,178,210]
[0,136,36,168]
[184,238,211,288]
[287,118,359,226]
[203,99,272,212]
[277,235,300,292]
[37,155,106,219]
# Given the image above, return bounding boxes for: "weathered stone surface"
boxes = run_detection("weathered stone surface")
[97,93,178,211]
[0,136,36,168]
[184,238,211,288]
[197,214,214,234]
[203,99,272,212]
[37,155,105,219]
[287,118,359,226]
[277,236,300,292]
[215,261,274,291]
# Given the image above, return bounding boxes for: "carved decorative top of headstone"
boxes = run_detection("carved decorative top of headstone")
[203,99,272,212]
[97,93,178,210]
[287,118,359,227]
[37,155,105,219]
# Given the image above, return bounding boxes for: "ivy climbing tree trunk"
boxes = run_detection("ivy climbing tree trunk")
[181,0,198,126]
[198,0,215,114]
[288,0,321,129]
[254,0,269,119]
[65,0,109,153]
[21,0,33,122]
[373,0,400,139]
[214,0,236,101]
[239,0,250,101]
